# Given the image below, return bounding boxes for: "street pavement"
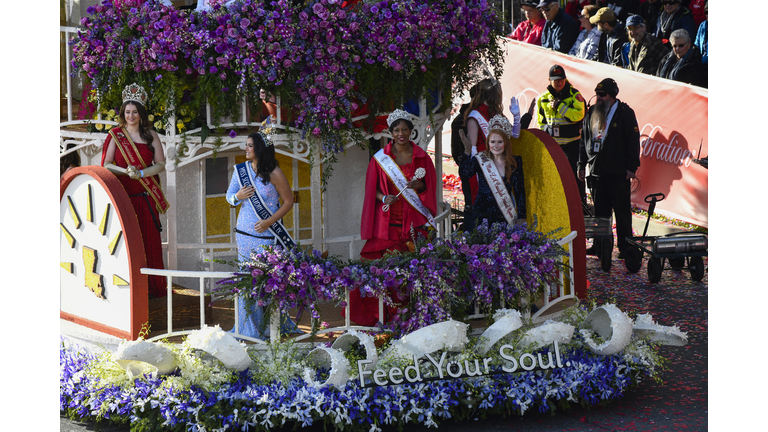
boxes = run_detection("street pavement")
[60,216,709,432]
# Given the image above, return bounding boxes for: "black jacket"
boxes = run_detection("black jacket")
[578,100,641,178]
[541,9,580,54]
[656,46,707,88]
[598,22,629,66]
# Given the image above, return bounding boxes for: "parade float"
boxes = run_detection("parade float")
[60,1,688,430]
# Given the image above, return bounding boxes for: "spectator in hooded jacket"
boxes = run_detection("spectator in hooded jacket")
[626,14,669,75]
[539,0,580,54]
[654,0,696,44]
[569,4,602,61]
[592,7,628,67]
[510,1,546,45]
[694,2,707,64]
[639,0,663,32]
[656,29,707,88]
[596,0,641,24]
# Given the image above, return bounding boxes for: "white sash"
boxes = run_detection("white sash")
[467,110,490,139]
[373,149,436,229]
[475,152,517,225]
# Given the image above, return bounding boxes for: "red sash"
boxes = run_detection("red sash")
[107,127,169,214]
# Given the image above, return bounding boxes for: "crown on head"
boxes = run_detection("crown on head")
[259,115,274,147]
[488,114,514,138]
[122,83,148,106]
[466,60,499,90]
[386,109,411,128]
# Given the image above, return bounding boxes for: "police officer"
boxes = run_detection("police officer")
[537,64,586,204]
[577,78,640,259]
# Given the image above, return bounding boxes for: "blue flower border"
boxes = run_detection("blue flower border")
[61,341,655,431]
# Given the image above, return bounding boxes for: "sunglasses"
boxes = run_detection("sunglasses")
[596,91,607,97]
[539,7,551,12]
[672,42,688,48]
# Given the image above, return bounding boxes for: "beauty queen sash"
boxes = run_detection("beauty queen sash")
[475,152,517,225]
[235,162,296,249]
[467,110,490,139]
[108,127,170,214]
[373,149,436,229]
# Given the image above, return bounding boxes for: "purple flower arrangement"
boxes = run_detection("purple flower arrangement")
[70,0,505,152]
[215,221,567,336]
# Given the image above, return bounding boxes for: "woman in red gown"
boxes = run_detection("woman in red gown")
[347,110,437,326]
[101,83,169,298]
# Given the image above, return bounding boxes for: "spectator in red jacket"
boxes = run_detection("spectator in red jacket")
[510,1,545,45]
[688,0,707,27]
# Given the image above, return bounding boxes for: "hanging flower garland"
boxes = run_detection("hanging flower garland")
[70,0,506,157]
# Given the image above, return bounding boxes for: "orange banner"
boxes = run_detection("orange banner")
[493,39,708,227]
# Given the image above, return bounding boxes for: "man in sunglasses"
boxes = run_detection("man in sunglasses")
[578,78,640,260]
[653,0,696,45]
[538,0,580,54]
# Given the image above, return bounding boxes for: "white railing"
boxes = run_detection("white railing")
[141,229,576,343]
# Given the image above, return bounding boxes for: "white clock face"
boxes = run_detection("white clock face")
[60,172,133,334]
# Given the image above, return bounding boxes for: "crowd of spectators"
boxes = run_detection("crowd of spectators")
[508,0,708,88]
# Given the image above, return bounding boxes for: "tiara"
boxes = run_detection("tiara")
[259,115,274,147]
[466,60,499,90]
[386,109,411,128]
[488,114,514,138]
[122,83,148,106]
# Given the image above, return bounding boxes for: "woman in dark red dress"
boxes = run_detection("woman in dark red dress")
[101,83,169,298]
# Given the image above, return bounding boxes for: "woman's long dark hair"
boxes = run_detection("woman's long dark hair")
[118,101,155,154]
[464,78,504,124]
[251,132,279,184]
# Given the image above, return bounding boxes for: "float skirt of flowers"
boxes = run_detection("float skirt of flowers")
[61,303,679,432]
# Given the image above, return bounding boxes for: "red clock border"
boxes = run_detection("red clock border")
[60,165,149,340]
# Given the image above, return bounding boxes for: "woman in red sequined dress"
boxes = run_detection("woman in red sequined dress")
[101,83,169,298]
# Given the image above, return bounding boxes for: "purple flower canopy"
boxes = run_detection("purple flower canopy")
[70,0,504,152]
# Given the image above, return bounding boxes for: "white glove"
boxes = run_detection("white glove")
[509,97,520,118]
[510,97,521,138]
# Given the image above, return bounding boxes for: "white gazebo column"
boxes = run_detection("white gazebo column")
[435,124,443,207]
[310,145,323,252]
[165,96,178,271]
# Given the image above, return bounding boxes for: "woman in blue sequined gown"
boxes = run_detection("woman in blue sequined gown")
[225,132,301,339]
